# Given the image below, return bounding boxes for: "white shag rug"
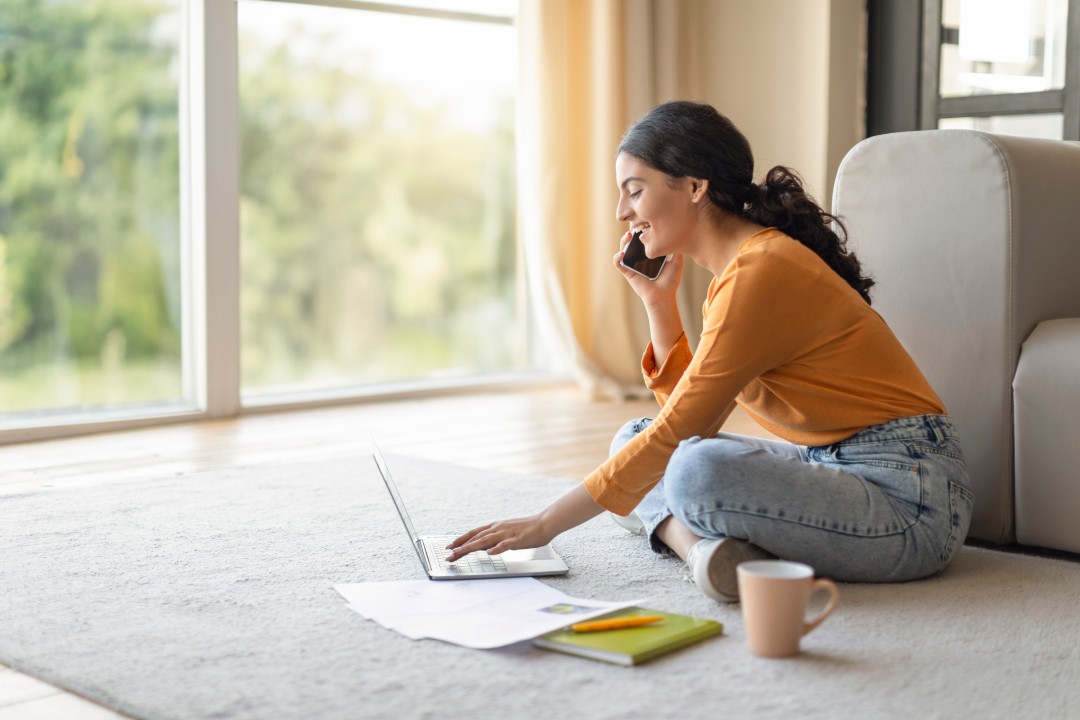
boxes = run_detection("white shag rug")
[1,454,1078,719]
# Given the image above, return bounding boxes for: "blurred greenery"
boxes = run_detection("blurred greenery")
[0,0,521,415]
[237,13,520,392]
[0,0,181,413]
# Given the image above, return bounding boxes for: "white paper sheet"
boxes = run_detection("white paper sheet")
[335,578,642,649]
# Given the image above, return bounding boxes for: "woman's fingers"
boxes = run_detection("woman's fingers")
[446,517,544,560]
[446,525,507,561]
[487,539,517,555]
[447,524,491,551]
[613,231,633,268]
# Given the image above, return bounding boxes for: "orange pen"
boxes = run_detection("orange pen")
[570,615,666,633]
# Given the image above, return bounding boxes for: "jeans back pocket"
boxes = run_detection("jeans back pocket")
[941,480,975,567]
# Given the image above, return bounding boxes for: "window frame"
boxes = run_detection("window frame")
[919,0,1080,139]
[0,0,541,446]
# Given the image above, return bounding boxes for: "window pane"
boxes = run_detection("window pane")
[939,113,1064,139]
[238,1,522,398]
[940,0,1068,97]
[0,0,185,419]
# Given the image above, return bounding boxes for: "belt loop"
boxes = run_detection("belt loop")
[926,416,945,446]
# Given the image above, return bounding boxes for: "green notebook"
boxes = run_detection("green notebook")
[533,607,723,666]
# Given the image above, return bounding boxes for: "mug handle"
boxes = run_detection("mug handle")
[802,578,840,637]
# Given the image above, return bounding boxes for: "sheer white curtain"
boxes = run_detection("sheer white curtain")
[517,0,711,399]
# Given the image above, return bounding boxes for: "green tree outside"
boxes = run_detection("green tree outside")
[0,0,182,413]
[0,0,521,416]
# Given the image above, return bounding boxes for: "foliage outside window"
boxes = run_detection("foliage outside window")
[0,0,184,417]
[238,2,522,397]
[0,0,524,429]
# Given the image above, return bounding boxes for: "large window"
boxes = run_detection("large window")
[0,0,525,441]
[922,0,1079,139]
[0,0,186,420]
[237,1,521,400]
[867,0,1079,140]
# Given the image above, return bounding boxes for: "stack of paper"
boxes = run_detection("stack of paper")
[334,577,641,649]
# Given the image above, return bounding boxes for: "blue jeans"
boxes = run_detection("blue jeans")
[611,414,973,583]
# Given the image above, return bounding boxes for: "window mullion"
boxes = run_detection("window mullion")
[920,0,943,130]
[938,90,1066,118]
[189,0,242,418]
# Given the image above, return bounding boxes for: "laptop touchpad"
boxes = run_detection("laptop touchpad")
[504,545,559,561]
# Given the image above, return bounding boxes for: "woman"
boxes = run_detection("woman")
[448,101,973,602]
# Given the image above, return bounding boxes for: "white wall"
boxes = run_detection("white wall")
[699,0,866,206]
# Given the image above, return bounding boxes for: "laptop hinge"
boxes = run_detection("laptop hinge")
[415,539,433,572]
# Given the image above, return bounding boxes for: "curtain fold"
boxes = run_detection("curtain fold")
[517,0,710,399]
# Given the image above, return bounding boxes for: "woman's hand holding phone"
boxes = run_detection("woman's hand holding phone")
[615,230,686,366]
[620,230,668,280]
[614,230,683,305]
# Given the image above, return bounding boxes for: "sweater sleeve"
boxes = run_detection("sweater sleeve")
[641,333,694,407]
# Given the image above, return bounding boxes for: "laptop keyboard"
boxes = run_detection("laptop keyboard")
[428,536,509,574]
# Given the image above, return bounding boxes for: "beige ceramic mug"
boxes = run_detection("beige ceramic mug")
[736,560,839,658]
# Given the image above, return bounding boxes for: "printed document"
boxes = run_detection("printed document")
[334,578,642,649]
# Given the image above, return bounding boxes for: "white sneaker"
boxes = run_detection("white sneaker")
[687,538,775,602]
[609,511,646,536]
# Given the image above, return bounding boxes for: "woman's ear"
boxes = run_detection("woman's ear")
[689,178,709,203]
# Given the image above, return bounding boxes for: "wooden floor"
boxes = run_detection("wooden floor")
[0,384,774,718]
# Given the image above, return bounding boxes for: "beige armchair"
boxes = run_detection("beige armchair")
[832,130,1080,552]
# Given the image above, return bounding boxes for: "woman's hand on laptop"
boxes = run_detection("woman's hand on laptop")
[446,515,551,562]
[445,483,606,561]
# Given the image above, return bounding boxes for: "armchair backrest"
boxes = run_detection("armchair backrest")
[832,130,1080,543]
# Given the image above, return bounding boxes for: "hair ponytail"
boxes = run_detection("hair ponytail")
[619,101,875,304]
[744,166,874,304]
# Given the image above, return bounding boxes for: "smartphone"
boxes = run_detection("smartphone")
[620,231,667,280]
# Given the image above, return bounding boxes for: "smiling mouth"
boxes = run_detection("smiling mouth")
[631,223,651,237]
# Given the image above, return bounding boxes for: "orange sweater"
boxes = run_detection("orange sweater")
[584,228,945,515]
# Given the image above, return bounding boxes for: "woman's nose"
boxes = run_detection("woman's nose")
[616,198,631,223]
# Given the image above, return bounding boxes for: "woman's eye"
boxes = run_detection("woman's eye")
[629,190,642,199]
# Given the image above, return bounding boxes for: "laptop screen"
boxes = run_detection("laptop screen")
[371,441,422,544]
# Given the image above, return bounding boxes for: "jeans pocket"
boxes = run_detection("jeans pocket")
[940,481,975,567]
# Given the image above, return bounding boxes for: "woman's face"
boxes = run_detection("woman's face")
[615,152,701,258]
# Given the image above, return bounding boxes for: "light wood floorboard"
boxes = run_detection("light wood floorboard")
[0,384,772,717]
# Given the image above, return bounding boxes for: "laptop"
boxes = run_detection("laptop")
[371,442,570,580]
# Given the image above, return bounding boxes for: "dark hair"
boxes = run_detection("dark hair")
[618,101,874,304]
